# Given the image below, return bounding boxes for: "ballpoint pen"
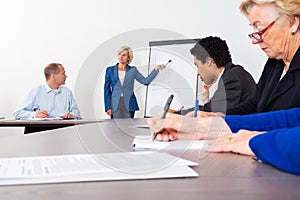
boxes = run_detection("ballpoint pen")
[194,98,199,117]
[194,75,199,117]
[152,94,174,141]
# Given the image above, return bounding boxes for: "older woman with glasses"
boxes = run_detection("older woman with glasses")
[224,0,300,115]
[148,0,300,175]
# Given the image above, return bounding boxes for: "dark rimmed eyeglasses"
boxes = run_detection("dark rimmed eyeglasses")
[248,17,279,42]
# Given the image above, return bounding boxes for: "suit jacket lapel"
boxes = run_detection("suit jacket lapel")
[264,47,300,107]
[122,65,131,86]
[266,74,294,106]
[113,64,124,89]
[113,64,119,82]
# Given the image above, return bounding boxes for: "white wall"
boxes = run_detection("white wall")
[0,0,266,119]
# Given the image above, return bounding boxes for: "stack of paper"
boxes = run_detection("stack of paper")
[132,135,208,151]
[0,152,198,185]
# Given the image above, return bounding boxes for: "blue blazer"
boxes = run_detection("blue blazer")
[250,127,300,175]
[104,64,158,112]
[225,108,300,175]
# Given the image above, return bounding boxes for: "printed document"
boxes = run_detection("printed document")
[0,152,198,185]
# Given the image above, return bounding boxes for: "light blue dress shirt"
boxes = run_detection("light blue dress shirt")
[14,84,81,119]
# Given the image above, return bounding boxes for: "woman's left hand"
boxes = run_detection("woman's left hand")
[208,129,264,156]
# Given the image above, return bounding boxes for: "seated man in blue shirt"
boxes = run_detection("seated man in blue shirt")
[14,63,81,119]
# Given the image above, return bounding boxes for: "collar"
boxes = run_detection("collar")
[115,63,132,71]
[224,62,233,70]
[42,83,61,94]
[208,68,224,99]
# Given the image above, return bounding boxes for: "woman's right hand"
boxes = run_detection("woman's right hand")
[148,113,232,142]
[106,109,112,116]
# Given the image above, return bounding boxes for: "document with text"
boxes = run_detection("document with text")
[0,152,198,185]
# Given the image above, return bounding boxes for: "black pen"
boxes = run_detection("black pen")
[152,94,174,141]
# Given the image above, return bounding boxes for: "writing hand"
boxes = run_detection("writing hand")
[35,110,48,118]
[185,110,221,118]
[168,106,184,113]
[148,113,232,142]
[148,113,200,141]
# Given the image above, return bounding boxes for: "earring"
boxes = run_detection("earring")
[291,30,295,35]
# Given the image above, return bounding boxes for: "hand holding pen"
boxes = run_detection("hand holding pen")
[152,94,174,141]
[155,59,172,71]
[167,106,184,113]
[35,110,48,118]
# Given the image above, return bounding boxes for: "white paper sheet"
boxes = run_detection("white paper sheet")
[132,136,208,151]
[21,117,63,121]
[0,152,198,185]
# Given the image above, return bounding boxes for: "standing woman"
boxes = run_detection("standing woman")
[104,46,165,118]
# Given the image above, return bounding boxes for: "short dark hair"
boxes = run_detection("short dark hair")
[190,36,232,68]
[44,63,61,80]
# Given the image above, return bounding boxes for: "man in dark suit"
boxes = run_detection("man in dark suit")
[180,36,256,115]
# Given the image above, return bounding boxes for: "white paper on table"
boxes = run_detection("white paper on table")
[132,136,208,151]
[21,117,63,121]
[0,152,198,185]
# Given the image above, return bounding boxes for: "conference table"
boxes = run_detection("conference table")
[0,119,104,134]
[0,118,299,200]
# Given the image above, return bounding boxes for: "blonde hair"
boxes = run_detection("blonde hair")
[240,0,300,29]
[117,46,134,64]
